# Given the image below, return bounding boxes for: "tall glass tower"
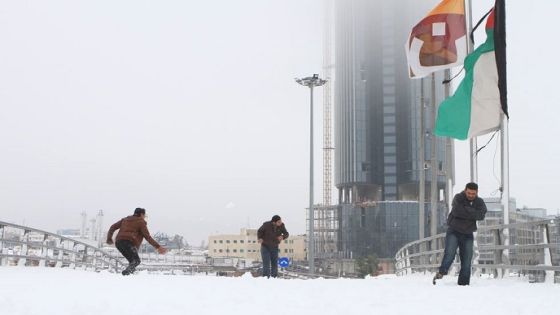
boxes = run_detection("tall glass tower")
[333,0,453,258]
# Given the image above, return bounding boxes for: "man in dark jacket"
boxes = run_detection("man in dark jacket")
[106,208,167,275]
[257,215,289,278]
[433,183,487,285]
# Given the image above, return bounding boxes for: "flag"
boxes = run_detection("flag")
[435,0,508,140]
[405,0,467,78]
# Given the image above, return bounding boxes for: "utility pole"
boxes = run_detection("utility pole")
[295,74,327,275]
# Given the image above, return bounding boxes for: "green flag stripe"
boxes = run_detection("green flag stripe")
[435,31,495,140]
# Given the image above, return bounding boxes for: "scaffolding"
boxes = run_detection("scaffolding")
[304,0,340,260]
[307,204,339,259]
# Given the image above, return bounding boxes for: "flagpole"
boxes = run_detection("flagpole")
[463,0,481,276]
[430,73,438,238]
[419,78,425,240]
[497,0,510,276]
[444,69,454,215]
[464,0,478,183]
[500,114,510,276]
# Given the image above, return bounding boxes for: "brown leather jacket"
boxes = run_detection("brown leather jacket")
[257,221,289,248]
[106,215,161,249]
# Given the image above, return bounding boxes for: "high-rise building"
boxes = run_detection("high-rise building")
[333,0,453,258]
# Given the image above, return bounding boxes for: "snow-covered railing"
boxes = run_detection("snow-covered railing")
[0,220,125,272]
[395,218,560,283]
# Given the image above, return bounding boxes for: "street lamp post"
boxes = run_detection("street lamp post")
[295,74,327,275]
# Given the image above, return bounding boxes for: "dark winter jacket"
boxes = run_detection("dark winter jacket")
[106,215,161,249]
[257,221,289,248]
[447,192,487,234]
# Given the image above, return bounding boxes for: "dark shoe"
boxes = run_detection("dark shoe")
[432,272,443,285]
[122,266,136,276]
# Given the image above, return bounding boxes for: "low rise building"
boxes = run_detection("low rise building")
[208,228,306,262]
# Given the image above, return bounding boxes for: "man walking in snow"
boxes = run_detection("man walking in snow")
[257,215,289,278]
[433,183,487,285]
[107,208,167,275]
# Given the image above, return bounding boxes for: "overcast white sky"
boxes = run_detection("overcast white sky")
[0,1,558,245]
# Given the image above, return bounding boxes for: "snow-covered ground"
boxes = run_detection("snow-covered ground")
[1,267,558,315]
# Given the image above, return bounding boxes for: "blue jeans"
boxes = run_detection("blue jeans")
[261,245,279,278]
[438,229,474,285]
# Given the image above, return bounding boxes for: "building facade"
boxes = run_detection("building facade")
[208,229,306,262]
[332,0,451,258]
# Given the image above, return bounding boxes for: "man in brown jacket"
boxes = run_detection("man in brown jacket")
[107,208,167,275]
[257,215,289,278]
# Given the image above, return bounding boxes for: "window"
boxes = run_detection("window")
[385,176,397,184]
[240,240,244,244]
[219,249,223,253]
[226,240,230,244]
[384,116,396,124]
[385,186,397,194]
[383,96,395,103]
[384,125,396,133]
[233,240,237,243]
[284,240,288,244]
[384,136,396,143]
[285,249,288,253]
[383,76,396,85]
[383,106,395,114]
[226,249,230,253]
[384,146,396,154]
[219,240,223,244]
[385,156,397,164]
[213,240,217,244]
[240,249,244,253]
[233,249,237,253]
[385,166,397,173]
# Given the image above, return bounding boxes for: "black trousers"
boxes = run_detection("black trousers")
[116,240,141,272]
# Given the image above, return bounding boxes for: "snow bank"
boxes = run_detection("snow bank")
[0,267,558,315]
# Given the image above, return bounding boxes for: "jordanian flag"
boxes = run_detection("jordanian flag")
[435,0,508,140]
[405,0,467,78]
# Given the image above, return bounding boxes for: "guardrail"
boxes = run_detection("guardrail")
[395,218,560,282]
[0,221,125,272]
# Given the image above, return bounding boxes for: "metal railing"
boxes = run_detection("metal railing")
[0,220,125,272]
[395,218,560,283]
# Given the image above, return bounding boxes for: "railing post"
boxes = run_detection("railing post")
[418,243,425,274]
[91,248,97,271]
[39,234,48,267]
[0,224,5,266]
[493,228,503,278]
[18,230,29,266]
[405,248,411,275]
[396,251,401,276]
[472,232,481,277]
[55,239,64,268]
[435,237,443,273]
[542,223,554,284]
[69,241,77,269]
